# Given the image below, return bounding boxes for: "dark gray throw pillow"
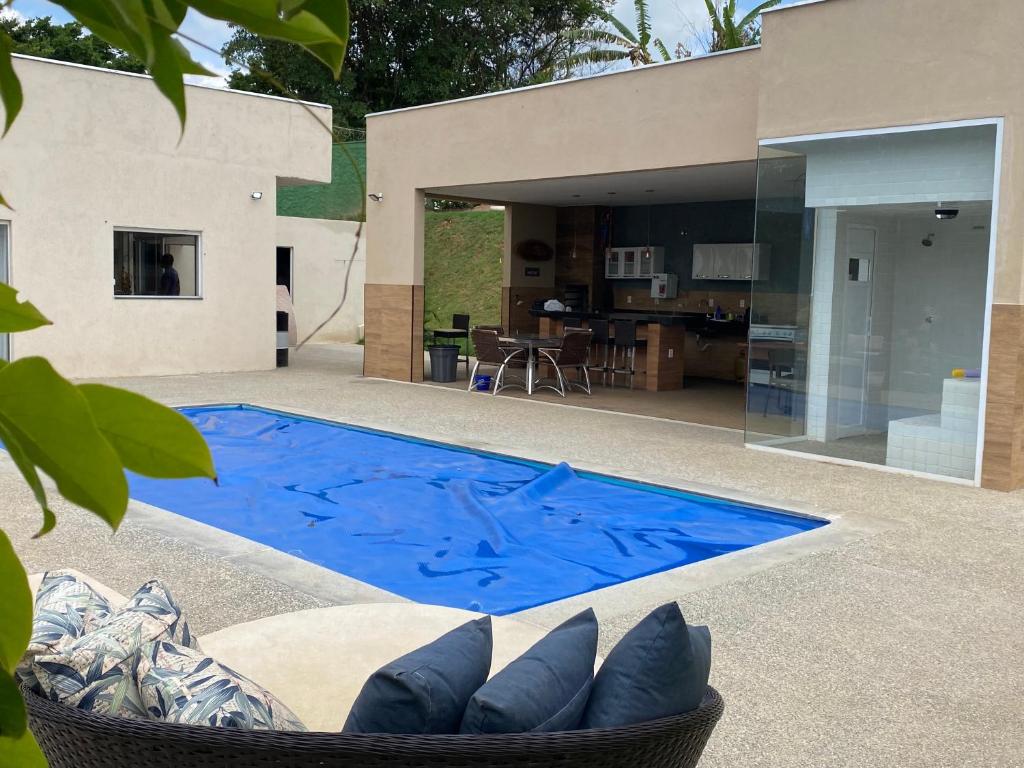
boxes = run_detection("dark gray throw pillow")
[580,602,710,730]
[460,608,598,734]
[343,616,492,734]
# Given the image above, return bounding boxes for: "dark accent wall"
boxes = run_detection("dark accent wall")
[555,206,612,311]
[610,200,805,295]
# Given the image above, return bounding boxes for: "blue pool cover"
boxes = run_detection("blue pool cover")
[128,405,826,615]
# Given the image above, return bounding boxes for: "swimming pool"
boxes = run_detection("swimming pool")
[128,405,826,614]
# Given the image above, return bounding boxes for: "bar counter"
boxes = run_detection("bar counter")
[529,309,748,392]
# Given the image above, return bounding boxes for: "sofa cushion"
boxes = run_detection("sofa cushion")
[138,640,306,730]
[343,616,492,734]
[581,603,711,729]
[32,580,198,719]
[16,571,115,688]
[460,608,597,734]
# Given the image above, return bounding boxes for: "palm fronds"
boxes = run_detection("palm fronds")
[738,0,783,31]
[634,0,652,49]
[653,38,672,63]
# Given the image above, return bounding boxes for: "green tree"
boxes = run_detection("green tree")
[703,0,781,51]
[223,0,606,132]
[1,16,145,73]
[564,0,672,69]
[0,3,350,765]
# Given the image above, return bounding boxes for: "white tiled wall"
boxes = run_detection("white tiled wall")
[805,126,997,208]
[805,208,837,441]
[885,378,980,479]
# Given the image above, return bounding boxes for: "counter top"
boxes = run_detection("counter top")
[529,309,748,336]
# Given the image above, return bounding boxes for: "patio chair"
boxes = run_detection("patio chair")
[538,329,594,397]
[468,328,525,395]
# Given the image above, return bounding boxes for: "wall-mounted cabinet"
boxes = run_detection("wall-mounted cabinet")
[692,244,771,281]
[606,246,665,279]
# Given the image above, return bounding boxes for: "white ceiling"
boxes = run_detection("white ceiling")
[426,161,758,207]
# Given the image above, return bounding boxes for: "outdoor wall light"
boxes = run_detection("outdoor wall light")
[250,191,263,200]
[935,208,959,220]
[368,192,384,202]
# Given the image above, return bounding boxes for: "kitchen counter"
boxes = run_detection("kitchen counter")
[530,309,748,336]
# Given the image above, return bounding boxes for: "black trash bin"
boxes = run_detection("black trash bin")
[428,344,460,383]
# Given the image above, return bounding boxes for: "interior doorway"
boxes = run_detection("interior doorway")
[276,246,293,294]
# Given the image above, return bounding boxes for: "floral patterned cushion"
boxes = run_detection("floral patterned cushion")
[16,571,115,688]
[137,640,306,731]
[32,580,199,720]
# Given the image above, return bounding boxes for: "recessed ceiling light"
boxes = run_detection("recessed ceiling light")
[645,189,655,193]
[607,192,616,196]
[571,194,581,198]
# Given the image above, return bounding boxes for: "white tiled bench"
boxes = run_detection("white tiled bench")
[885,378,980,479]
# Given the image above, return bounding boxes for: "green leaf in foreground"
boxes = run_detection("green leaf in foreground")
[0,284,51,334]
[0,530,31,674]
[0,28,23,137]
[0,421,54,538]
[0,358,127,528]
[0,727,46,768]
[0,531,32,744]
[0,669,25,738]
[78,384,216,481]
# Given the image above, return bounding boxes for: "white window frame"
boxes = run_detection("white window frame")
[750,117,1004,487]
[112,226,203,300]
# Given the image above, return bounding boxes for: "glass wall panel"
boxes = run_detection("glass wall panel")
[746,125,997,482]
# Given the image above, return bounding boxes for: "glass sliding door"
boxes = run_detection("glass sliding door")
[746,124,999,482]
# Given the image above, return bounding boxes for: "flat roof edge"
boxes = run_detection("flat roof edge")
[366,45,760,120]
[762,0,833,14]
[12,53,332,111]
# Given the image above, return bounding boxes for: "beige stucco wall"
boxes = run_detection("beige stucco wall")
[758,0,1023,304]
[0,56,331,378]
[277,216,366,344]
[365,48,761,286]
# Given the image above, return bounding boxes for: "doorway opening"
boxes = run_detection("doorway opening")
[276,246,293,295]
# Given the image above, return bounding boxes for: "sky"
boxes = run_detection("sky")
[8,0,797,88]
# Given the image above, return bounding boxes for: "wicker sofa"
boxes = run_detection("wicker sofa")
[22,574,724,767]
[25,683,724,768]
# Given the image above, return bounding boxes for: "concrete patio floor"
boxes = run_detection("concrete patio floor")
[5,343,1022,767]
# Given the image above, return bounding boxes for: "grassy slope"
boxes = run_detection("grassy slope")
[277,142,366,221]
[423,210,504,348]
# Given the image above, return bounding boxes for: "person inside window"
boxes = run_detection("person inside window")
[158,252,180,296]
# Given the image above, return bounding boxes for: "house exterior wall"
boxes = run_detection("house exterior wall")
[756,0,1024,489]
[0,56,331,378]
[364,48,762,374]
[364,0,1024,488]
[277,217,366,344]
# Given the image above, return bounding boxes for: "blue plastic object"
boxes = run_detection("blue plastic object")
[128,405,826,615]
[473,374,492,391]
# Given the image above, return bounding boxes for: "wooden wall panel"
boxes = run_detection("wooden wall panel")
[645,324,686,391]
[363,283,416,381]
[411,284,425,382]
[982,304,1024,491]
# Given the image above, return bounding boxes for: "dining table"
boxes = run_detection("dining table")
[498,334,561,395]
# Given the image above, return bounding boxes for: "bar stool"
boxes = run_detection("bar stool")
[586,318,611,386]
[610,319,646,389]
